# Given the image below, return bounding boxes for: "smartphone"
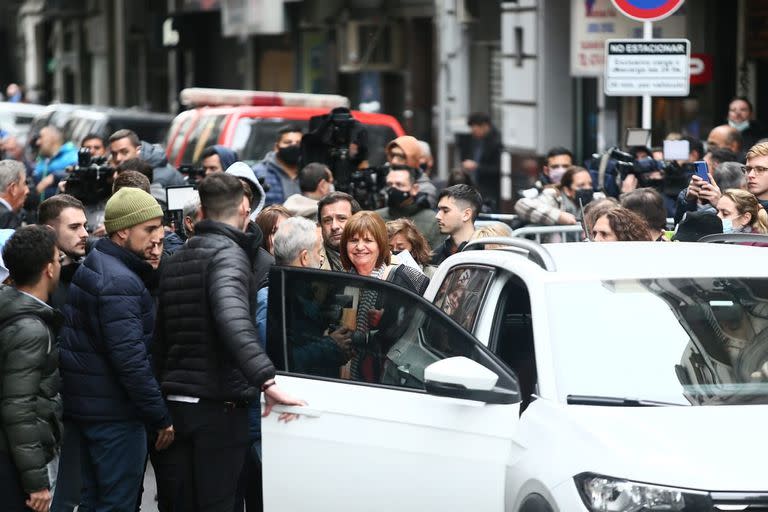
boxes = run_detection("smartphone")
[694,160,709,183]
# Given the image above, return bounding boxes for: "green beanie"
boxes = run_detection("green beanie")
[104,187,164,234]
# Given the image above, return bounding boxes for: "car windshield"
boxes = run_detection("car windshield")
[548,278,768,406]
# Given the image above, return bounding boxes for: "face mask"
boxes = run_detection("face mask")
[277,145,301,165]
[549,166,568,184]
[327,183,336,193]
[643,178,665,193]
[729,120,750,132]
[386,187,411,209]
[391,250,402,256]
[722,218,744,234]
[574,188,594,207]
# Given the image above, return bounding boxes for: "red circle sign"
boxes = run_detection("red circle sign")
[611,0,685,22]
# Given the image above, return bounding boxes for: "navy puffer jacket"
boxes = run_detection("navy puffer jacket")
[59,238,171,430]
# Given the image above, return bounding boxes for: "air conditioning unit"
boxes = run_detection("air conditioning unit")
[338,20,403,72]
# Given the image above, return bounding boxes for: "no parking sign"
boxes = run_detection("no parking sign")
[611,0,685,22]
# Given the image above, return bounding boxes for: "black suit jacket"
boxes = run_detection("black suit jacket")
[0,202,22,230]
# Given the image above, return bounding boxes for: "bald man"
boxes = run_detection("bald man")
[706,124,743,156]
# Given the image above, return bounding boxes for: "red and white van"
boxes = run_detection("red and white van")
[164,88,405,168]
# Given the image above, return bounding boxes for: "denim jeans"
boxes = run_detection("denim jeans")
[77,420,147,512]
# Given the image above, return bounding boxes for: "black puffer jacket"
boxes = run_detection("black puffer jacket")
[0,286,63,493]
[154,219,276,401]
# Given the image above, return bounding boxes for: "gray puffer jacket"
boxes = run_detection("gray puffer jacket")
[139,141,186,189]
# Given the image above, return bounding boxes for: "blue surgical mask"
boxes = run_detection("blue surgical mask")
[722,218,736,234]
[729,119,750,132]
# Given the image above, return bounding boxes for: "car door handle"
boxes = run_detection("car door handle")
[266,404,323,418]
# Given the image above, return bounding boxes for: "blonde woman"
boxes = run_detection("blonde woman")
[716,189,768,234]
[469,222,513,249]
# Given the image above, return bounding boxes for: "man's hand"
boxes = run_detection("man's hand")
[699,175,722,206]
[329,326,353,359]
[26,489,51,512]
[621,174,638,194]
[686,175,704,202]
[461,159,478,172]
[35,174,55,194]
[155,425,175,450]
[262,383,307,423]
[558,212,578,225]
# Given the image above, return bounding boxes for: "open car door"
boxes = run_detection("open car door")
[261,267,523,511]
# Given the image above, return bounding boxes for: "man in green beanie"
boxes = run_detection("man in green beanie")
[59,187,174,512]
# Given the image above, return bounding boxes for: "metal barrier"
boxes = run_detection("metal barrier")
[477,213,519,223]
[511,225,585,243]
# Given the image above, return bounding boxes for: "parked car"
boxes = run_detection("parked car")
[164,88,405,168]
[63,107,173,146]
[262,240,768,511]
[0,101,47,143]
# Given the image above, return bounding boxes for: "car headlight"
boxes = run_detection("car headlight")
[574,473,712,511]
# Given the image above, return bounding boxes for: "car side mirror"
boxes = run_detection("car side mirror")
[424,357,520,404]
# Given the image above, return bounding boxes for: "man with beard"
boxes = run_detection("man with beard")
[38,194,89,310]
[59,187,173,512]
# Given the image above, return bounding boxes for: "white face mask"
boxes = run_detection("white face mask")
[327,183,336,194]
[729,119,750,132]
[549,166,568,184]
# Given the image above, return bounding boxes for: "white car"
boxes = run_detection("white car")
[262,240,768,511]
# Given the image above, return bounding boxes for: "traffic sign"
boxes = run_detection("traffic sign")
[611,0,685,22]
[604,39,690,96]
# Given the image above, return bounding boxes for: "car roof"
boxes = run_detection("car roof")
[446,241,768,281]
[544,242,767,280]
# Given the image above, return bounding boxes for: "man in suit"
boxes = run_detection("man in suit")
[0,160,30,229]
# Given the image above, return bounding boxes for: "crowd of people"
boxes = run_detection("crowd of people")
[1,96,768,512]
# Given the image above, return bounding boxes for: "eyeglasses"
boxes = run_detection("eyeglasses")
[741,165,768,175]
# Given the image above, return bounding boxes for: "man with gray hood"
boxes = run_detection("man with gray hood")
[108,129,186,190]
[227,162,273,288]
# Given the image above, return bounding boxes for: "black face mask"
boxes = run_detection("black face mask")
[643,178,665,193]
[277,145,301,166]
[387,187,411,209]
[574,188,594,207]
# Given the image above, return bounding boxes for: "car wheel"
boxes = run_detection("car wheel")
[519,494,554,512]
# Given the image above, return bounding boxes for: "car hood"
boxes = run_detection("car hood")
[544,402,768,492]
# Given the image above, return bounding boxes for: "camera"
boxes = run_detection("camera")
[301,107,379,209]
[178,165,206,186]
[65,148,114,204]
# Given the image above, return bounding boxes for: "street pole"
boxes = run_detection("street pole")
[641,20,653,130]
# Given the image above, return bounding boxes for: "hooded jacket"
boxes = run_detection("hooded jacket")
[0,286,63,493]
[154,220,276,401]
[59,238,171,429]
[139,141,186,189]
[210,145,238,171]
[226,162,266,221]
[386,136,423,169]
[376,199,443,250]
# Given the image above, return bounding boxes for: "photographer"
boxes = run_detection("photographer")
[82,134,107,158]
[514,166,594,240]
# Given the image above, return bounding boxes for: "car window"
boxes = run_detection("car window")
[104,118,170,145]
[168,113,195,165]
[365,125,397,167]
[181,114,227,165]
[433,266,495,332]
[267,268,515,392]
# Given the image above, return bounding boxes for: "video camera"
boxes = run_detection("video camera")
[178,165,206,186]
[301,107,380,209]
[65,148,114,204]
